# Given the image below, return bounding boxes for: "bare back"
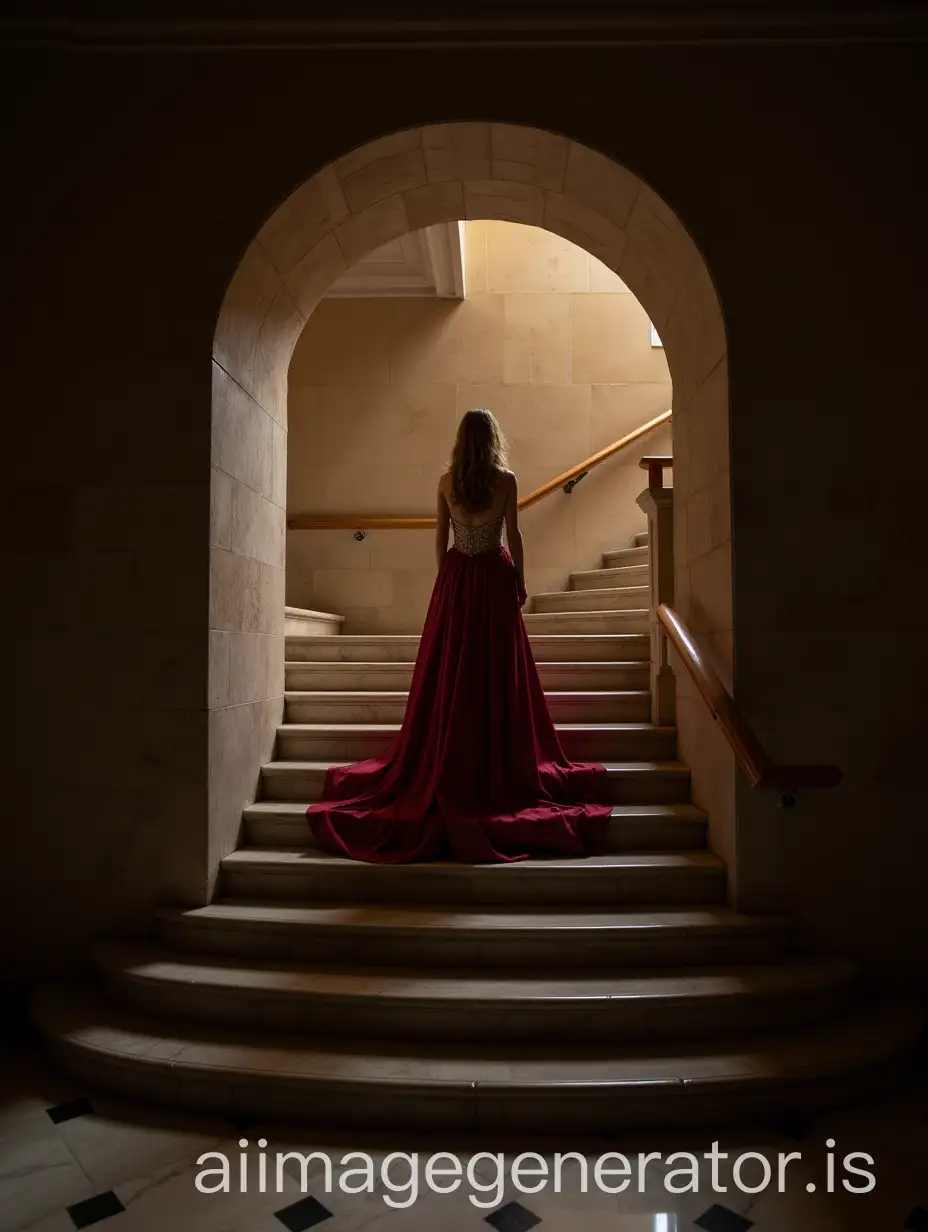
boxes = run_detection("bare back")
[439,468,512,527]
[435,466,524,595]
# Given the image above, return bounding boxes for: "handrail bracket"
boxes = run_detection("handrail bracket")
[562,470,589,495]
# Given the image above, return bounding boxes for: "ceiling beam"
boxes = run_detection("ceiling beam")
[422,223,466,300]
[325,224,465,299]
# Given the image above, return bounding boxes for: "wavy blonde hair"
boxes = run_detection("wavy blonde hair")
[450,408,509,513]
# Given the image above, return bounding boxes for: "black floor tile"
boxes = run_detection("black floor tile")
[67,1191,126,1228]
[274,1194,334,1231]
[47,1097,94,1124]
[694,1205,755,1232]
[485,1200,543,1232]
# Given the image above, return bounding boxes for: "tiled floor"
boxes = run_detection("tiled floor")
[1,1039,926,1232]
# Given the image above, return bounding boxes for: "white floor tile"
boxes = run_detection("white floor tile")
[54,1096,230,1193]
[0,1125,94,1232]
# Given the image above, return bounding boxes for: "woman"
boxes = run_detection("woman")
[306,408,612,862]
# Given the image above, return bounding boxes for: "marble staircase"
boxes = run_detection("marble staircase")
[32,528,922,1131]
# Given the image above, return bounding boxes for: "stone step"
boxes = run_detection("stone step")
[285,659,652,692]
[260,760,691,803]
[603,545,649,569]
[570,564,649,590]
[286,632,650,663]
[219,849,726,906]
[243,800,708,851]
[635,530,649,547]
[156,901,788,968]
[33,984,921,1130]
[284,689,652,725]
[274,722,676,762]
[94,942,859,1042]
[531,586,650,614]
[283,606,345,637]
[521,609,648,634]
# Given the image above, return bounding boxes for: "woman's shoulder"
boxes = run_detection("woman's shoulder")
[498,467,517,488]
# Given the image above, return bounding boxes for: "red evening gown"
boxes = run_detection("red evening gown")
[306,515,613,862]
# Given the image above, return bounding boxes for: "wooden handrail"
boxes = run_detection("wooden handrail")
[288,409,672,531]
[518,410,672,511]
[658,603,842,794]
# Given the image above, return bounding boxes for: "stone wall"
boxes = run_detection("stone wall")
[207,363,287,891]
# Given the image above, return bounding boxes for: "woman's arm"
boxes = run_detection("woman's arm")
[435,479,451,570]
[504,472,526,604]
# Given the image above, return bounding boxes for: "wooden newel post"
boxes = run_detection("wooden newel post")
[636,456,675,726]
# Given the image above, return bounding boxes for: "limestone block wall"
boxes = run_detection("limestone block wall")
[286,221,673,633]
[668,340,735,891]
[207,363,288,885]
[208,244,301,889]
[7,347,213,984]
[731,389,928,978]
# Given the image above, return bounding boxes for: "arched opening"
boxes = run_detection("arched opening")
[207,122,731,900]
[286,219,674,634]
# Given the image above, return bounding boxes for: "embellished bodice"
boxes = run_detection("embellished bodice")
[451,514,505,556]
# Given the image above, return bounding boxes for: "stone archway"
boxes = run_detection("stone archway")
[207,122,732,898]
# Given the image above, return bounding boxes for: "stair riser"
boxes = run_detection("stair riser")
[285,663,652,691]
[286,698,409,724]
[287,638,418,663]
[603,546,649,569]
[287,665,414,691]
[103,975,850,1043]
[219,864,726,906]
[570,566,649,590]
[40,1031,911,1132]
[157,918,787,969]
[45,1029,909,1131]
[276,728,676,762]
[260,768,691,803]
[287,635,650,663]
[284,694,653,725]
[244,815,708,850]
[532,589,649,614]
[538,663,650,688]
[522,612,648,634]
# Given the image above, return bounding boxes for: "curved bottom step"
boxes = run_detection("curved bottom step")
[32,982,922,1132]
[93,942,860,1041]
